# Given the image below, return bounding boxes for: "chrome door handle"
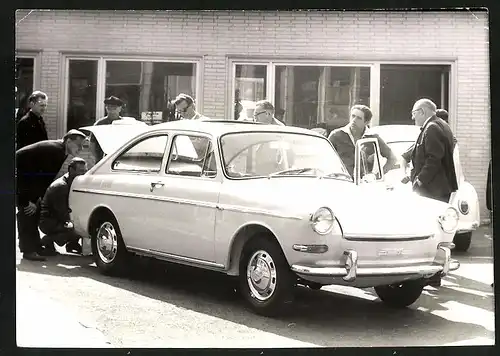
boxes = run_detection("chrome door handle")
[150,181,165,192]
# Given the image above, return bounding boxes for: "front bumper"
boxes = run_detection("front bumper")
[456,221,479,234]
[290,245,460,282]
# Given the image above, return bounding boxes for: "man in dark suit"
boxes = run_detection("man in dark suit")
[402,99,458,288]
[404,99,458,203]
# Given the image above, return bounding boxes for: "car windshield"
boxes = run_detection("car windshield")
[220,132,351,180]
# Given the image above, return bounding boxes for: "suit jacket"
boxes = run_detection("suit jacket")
[411,116,458,198]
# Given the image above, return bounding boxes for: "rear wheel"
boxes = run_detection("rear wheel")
[374,279,424,308]
[239,237,294,316]
[453,232,472,252]
[91,214,128,275]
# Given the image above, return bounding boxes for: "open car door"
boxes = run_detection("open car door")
[354,137,386,187]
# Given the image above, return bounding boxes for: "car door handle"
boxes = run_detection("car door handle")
[150,181,164,192]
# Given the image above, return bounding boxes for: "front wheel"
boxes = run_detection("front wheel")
[91,215,128,276]
[239,237,294,317]
[374,279,424,308]
[453,232,472,252]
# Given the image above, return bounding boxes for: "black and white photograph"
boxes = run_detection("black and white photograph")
[13,8,493,349]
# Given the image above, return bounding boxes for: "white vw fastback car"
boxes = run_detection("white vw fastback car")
[70,120,460,316]
[369,124,480,252]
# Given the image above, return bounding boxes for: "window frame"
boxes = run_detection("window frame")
[165,133,217,179]
[15,51,41,92]
[111,132,170,175]
[226,57,457,129]
[60,53,203,138]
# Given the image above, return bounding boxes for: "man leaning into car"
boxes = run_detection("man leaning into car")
[328,105,397,178]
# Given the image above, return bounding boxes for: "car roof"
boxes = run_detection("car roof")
[148,119,323,137]
[370,124,420,143]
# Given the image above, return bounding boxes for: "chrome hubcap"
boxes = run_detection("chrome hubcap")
[96,222,118,264]
[246,250,277,301]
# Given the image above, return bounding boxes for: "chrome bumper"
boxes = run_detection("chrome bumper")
[290,246,460,282]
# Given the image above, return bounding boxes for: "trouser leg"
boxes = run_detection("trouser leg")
[16,207,41,254]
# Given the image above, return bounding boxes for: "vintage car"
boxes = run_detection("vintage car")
[369,124,480,252]
[69,120,460,316]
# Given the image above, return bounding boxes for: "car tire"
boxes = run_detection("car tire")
[239,237,295,317]
[374,279,425,308]
[91,214,128,276]
[306,282,324,290]
[453,232,472,252]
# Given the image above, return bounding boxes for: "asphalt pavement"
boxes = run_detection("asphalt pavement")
[15,225,495,348]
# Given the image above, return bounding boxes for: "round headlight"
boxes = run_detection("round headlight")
[458,200,470,215]
[310,207,335,235]
[438,207,459,233]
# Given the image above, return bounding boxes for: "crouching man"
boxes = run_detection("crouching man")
[39,157,87,255]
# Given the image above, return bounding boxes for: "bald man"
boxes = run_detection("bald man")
[404,98,458,202]
[403,99,458,288]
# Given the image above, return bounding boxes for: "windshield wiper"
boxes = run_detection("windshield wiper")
[320,172,353,181]
[268,167,321,178]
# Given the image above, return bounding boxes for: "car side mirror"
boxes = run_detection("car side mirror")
[354,137,384,186]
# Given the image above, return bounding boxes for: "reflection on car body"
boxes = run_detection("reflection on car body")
[69,119,460,316]
[370,124,480,252]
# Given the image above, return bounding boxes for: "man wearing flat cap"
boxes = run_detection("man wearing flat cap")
[90,96,125,162]
[16,129,86,261]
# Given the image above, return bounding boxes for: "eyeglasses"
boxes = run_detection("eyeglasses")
[412,108,423,115]
[253,111,267,118]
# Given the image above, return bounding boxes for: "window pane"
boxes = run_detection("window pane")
[380,64,451,125]
[105,61,196,125]
[234,64,267,120]
[167,135,211,177]
[15,57,34,120]
[112,134,168,172]
[66,59,98,130]
[274,66,370,130]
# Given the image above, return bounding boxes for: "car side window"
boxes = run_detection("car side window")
[112,134,169,173]
[166,135,215,178]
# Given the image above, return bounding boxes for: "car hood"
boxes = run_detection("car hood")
[235,178,451,238]
[80,123,150,155]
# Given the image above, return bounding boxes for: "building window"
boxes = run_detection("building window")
[66,59,98,131]
[233,64,267,120]
[15,57,35,120]
[380,64,451,125]
[274,66,371,130]
[105,61,196,124]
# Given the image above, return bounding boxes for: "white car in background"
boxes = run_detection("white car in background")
[69,120,460,316]
[370,124,480,252]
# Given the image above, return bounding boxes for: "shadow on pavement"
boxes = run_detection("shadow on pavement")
[16,252,495,347]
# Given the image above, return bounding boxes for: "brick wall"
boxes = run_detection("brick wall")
[15,10,491,220]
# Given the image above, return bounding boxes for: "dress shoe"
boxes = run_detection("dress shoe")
[23,252,46,261]
[38,243,59,256]
[65,241,82,254]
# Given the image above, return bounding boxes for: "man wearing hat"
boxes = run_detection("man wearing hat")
[16,129,86,261]
[90,96,125,162]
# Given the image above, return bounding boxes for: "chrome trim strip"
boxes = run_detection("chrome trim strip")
[291,264,445,277]
[127,246,225,269]
[73,188,304,220]
[343,234,433,242]
[72,188,217,209]
[217,204,304,220]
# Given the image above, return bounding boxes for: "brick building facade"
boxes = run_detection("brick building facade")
[15,10,490,220]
